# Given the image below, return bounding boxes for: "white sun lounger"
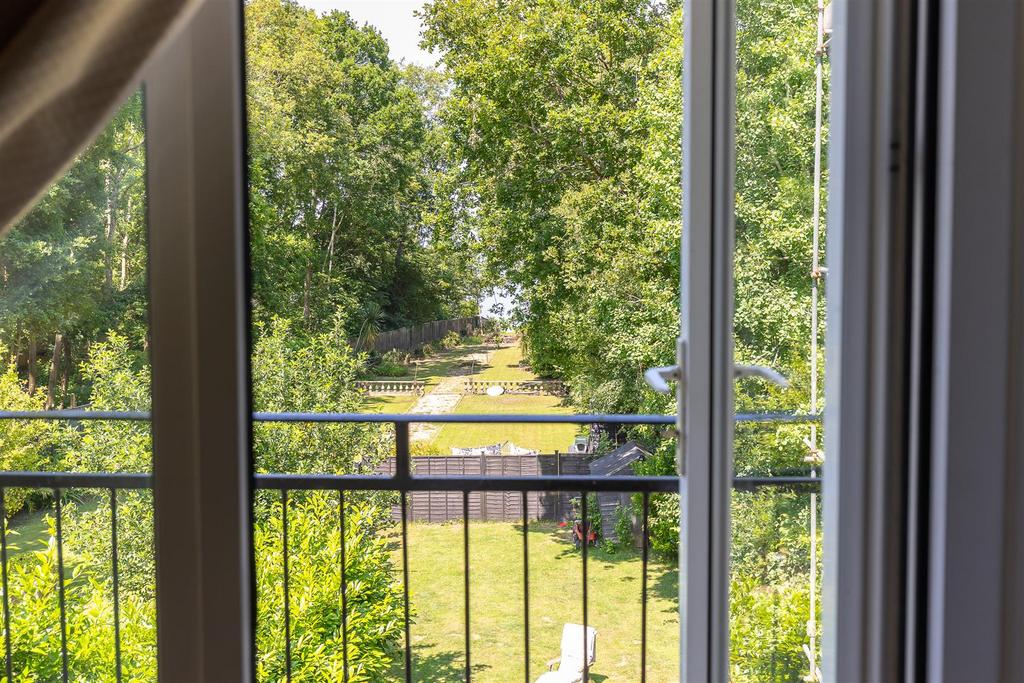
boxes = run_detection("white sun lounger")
[535,623,597,683]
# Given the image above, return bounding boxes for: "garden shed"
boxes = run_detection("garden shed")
[589,441,651,543]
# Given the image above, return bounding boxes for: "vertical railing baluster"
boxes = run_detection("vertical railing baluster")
[641,492,649,683]
[110,489,123,683]
[396,420,413,683]
[400,491,412,683]
[339,490,349,682]
[581,491,589,683]
[463,490,471,683]
[54,489,69,683]
[521,490,530,683]
[281,489,292,682]
[0,488,12,681]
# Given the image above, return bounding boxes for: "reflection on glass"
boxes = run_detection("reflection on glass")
[0,91,156,679]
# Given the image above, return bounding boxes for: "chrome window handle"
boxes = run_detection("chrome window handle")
[733,363,789,388]
[644,365,680,394]
[644,361,788,394]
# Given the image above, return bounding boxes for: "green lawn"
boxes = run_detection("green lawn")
[472,344,535,381]
[429,395,580,454]
[404,343,495,387]
[7,495,104,560]
[361,393,419,414]
[397,521,680,682]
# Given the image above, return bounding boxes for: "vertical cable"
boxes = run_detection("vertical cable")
[641,492,650,682]
[581,492,589,682]
[522,490,530,683]
[54,489,69,682]
[281,490,292,682]
[401,492,412,683]
[110,489,123,683]
[339,490,349,682]
[0,488,12,681]
[463,490,471,682]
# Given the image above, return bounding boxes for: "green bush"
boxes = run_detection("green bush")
[462,335,484,345]
[0,366,59,516]
[255,493,405,681]
[251,317,392,475]
[373,360,407,377]
[417,343,435,358]
[3,519,157,681]
[610,504,635,551]
[439,331,461,350]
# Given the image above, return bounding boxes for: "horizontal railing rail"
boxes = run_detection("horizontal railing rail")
[0,410,822,682]
[0,409,820,423]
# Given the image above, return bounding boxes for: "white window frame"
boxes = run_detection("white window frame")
[133,0,1024,681]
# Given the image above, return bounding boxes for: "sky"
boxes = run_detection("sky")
[298,1,437,66]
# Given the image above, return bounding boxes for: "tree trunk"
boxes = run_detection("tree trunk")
[26,338,37,395]
[326,206,339,275]
[104,173,120,291]
[120,229,129,289]
[59,338,71,408]
[303,262,312,323]
[45,333,64,409]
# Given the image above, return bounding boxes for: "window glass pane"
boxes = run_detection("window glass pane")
[0,91,155,679]
[245,0,681,679]
[732,1,829,679]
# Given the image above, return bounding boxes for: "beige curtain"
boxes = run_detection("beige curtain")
[0,0,202,236]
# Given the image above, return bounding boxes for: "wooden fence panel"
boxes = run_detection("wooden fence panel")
[379,453,592,523]
[359,316,482,354]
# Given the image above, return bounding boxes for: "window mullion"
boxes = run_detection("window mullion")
[145,1,253,680]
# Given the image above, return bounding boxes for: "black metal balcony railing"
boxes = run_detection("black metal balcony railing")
[0,410,820,683]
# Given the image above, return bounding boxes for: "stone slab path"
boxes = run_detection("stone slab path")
[408,354,493,443]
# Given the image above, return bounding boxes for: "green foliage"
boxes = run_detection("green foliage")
[1,93,148,408]
[611,504,634,552]
[2,521,157,681]
[255,493,405,681]
[251,317,392,475]
[373,360,408,378]
[0,367,58,515]
[439,331,461,350]
[373,350,409,377]
[246,0,476,336]
[730,574,813,683]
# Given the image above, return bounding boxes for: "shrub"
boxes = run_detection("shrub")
[462,335,484,345]
[3,520,157,681]
[610,504,635,551]
[251,317,392,475]
[418,343,435,358]
[255,493,405,680]
[439,331,461,350]
[374,350,409,377]
[0,366,59,515]
[382,350,410,365]
[373,359,407,377]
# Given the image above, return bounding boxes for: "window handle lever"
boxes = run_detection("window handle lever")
[644,365,680,394]
[645,363,788,394]
[734,363,789,388]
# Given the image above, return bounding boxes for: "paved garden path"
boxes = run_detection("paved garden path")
[408,351,492,443]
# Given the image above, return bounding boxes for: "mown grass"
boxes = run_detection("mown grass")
[428,395,580,455]
[396,521,680,682]
[361,393,419,414]
[472,344,534,381]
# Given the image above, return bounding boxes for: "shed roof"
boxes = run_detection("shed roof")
[588,441,651,477]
